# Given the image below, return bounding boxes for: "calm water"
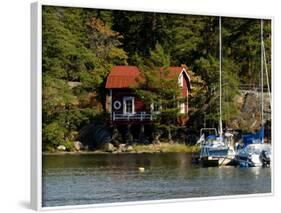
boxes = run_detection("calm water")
[42,153,271,207]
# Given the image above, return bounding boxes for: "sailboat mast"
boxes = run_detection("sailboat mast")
[261,20,264,125]
[261,19,264,143]
[219,16,223,139]
[262,34,272,107]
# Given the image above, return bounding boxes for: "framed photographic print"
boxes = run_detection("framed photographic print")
[31,0,273,210]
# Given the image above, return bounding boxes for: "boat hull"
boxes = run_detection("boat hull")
[234,156,270,167]
[235,144,271,167]
[200,156,235,167]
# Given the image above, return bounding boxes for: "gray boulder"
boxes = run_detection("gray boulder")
[118,144,127,152]
[102,143,115,152]
[73,141,84,151]
[126,145,134,152]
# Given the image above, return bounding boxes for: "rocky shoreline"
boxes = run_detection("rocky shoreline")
[43,143,199,155]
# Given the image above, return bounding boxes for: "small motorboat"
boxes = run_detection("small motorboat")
[235,143,271,167]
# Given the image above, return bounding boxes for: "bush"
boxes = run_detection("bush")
[42,122,66,151]
[63,140,76,152]
[154,124,177,140]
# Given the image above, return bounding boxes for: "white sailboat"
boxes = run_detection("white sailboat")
[198,17,236,167]
[235,19,272,167]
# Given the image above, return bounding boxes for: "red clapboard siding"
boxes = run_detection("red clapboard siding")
[135,96,146,112]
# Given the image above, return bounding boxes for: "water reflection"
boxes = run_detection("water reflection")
[43,153,271,207]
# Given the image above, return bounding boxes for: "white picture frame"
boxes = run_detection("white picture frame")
[31,0,274,211]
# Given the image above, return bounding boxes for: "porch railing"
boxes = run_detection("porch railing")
[113,112,152,121]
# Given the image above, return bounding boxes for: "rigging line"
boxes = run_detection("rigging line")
[219,16,223,139]
[261,19,265,144]
[261,19,264,129]
[262,40,272,107]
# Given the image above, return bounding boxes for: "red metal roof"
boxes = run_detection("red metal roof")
[161,66,183,78]
[105,66,140,89]
[105,66,188,89]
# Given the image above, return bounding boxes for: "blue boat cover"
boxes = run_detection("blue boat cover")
[242,127,264,147]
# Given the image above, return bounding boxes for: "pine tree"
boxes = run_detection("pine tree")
[42,6,127,150]
[133,44,184,142]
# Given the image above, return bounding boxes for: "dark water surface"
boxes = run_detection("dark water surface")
[42,153,271,207]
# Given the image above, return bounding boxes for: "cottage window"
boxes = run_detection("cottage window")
[180,102,185,113]
[154,103,160,112]
[152,103,160,112]
[123,97,135,114]
[126,100,132,113]
[113,101,121,110]
[151,101,161,114]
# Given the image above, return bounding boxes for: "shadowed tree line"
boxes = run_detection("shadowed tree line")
[42,6,271,151]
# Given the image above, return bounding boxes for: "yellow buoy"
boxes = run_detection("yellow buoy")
[138,167,145,172]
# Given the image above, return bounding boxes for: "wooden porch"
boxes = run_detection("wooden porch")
[112,112,152,121]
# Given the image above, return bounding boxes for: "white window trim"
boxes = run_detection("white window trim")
[109,89,112,113]
[109,89,112,120]
[113,100,122,110]
[180,102,185,113]
[151,102,161,114]
[123,96,135,115]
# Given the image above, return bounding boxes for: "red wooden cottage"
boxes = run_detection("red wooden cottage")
[105,65,191,124]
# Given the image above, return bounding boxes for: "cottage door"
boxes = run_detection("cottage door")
[123,97,135,114]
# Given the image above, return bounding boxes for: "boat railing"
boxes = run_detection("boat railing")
[200,128,218,138]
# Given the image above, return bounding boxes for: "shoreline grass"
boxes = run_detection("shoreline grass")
[132,143,199,153]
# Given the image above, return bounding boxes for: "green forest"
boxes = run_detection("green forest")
[42,6,271,151]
